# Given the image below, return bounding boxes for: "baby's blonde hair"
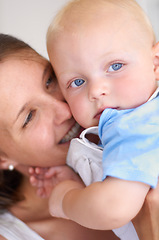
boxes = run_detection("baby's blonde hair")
[47,0,156,48]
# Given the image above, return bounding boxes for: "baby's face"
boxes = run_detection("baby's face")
[48,3,158,128]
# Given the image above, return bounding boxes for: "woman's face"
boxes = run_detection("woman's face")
[0,58,81,167]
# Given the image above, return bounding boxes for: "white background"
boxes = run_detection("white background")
[0,0,159,59]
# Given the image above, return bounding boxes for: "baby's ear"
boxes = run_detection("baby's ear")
[153,42,159,80]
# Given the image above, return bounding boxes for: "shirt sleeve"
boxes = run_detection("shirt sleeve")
[98,96,159,188]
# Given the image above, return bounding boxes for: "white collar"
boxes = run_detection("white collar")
[148,87,159,101]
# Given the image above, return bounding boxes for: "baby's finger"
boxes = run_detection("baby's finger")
[30,175,44,187]
[34,167,49,174]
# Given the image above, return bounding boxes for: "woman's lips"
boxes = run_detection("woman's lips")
[60,122,81,143]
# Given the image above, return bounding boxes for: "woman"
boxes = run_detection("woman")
[0,33,158,240]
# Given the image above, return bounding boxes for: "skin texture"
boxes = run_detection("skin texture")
[0,56,118,240]
[8,176,119,240]
[0,59,81,168]
[48,2,159,129]
[133,181,159,240]
[46,0,159,231]
[0,32,158,239]
[0,43,158,239]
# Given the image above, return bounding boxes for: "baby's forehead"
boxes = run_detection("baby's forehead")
[54,2,133,35]
[58,0,136,22]
[64,2,154,45]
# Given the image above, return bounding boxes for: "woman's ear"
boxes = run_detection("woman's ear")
[153,42,159,80]
[0,155,17,171]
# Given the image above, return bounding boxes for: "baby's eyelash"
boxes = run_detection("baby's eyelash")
[69,78,85,88]
[107,62,124,72]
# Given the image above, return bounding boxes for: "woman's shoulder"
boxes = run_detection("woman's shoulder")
[0,235,7,240]
[0,211,44,240]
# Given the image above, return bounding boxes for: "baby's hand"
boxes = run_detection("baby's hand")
[29,165,82,198]
[29,166,53,198]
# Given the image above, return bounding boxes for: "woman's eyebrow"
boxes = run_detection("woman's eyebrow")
[42,62,52,80]
[14,64,50,124]
[14,102,29,124]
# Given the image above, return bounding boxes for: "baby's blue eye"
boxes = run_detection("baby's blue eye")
[108,63,123,72]
[71,79,85,88]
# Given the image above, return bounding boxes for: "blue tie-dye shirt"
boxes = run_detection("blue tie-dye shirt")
[98,93,159,188]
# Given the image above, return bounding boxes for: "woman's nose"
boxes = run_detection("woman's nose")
[50,98,72,125]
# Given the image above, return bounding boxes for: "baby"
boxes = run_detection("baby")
[33,0,159,239]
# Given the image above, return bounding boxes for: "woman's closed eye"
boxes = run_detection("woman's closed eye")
[70,78,85,88]
[108,62,123,72]
[46,75,54,89]
[23,110,35,128]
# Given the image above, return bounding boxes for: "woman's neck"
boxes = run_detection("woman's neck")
[9,175,50,222]
[8,175,118,240]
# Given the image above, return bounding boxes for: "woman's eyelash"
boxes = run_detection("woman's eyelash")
[23,110,34,128]
[45,73,57,91]
[46,75,53,89]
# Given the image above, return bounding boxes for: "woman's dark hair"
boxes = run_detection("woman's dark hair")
[0,33,45,62]
[0,170,23,211]
[0,33,46,211]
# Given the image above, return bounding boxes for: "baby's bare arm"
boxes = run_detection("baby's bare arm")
[49,177,149,230]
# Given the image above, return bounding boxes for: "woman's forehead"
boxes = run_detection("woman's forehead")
[0,59,43,112]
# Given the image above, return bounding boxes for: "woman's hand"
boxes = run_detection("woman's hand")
[133,179,159,240]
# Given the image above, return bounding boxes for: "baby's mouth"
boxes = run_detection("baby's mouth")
[94,108,105,119]
[60,123,81,143]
